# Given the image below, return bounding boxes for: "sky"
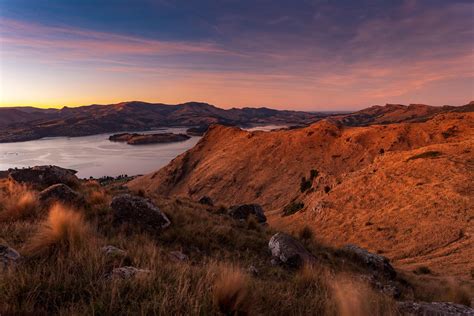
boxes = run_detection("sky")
[0,0,473,111]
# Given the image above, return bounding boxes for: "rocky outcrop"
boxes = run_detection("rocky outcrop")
[228,204,267,223]
[39,184,82,205]
[268,233,316,268]
[101,245,127,257]
[358,274,402,298]
[109,132,190,145]
[169,251,188,262]
[110,194,171,232]
[108,266,151,280]
[397,301,474,315]
[101,245,131,267]
[1,244,21,270]
[198,196,214,206]
[342,244,396,279]
[8,165,80,190]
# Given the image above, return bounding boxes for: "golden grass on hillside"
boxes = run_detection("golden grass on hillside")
[82,180,109,205]
[212,264,250,315]
[402,272,473,306]
[0,180,39,221]
[330,275,397,316]
[23,203,94,257]
[0,179,470,315]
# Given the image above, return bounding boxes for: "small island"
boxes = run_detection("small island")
[109,132,190,145]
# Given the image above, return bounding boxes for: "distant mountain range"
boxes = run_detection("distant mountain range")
[0,100,472,143]
[0,101,325,143]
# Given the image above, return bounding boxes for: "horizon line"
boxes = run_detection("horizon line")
[1,99,472,112]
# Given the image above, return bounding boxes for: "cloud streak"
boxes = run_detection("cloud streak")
[0,0,473,109]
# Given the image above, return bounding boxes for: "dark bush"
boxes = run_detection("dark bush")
[298,226,314,241]
[282,201,304,216]
[300,177,312,193]
[407,151,441,161]
[413,266,432,275]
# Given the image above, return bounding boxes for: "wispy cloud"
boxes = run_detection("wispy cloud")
[0,0,473,109]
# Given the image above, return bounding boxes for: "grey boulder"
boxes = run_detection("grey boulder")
[0,244,21,270]
[110,194,171,232]
[343,244,396,279]
[8,165,80,190]
[397,301,474,316]
[108,266,151,280]
[39,183,82,205]
[268,232,316,268]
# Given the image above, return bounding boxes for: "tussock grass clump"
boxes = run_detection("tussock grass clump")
[24,204,95,257]
[213,264,250,315]
[87,189,109,206]
[0,181,39,222]
[330,275,397,316]
[81,180,110,206]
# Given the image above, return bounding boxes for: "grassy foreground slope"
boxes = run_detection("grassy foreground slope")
[0,179,402,315]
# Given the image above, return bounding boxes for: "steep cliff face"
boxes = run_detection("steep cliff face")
[129,112,474,277]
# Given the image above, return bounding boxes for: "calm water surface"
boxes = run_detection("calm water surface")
[0,126,285,178]
[0,127,200,178]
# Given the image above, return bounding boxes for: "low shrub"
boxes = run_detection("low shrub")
[299,225,314,242]
[283,201,304,216]
[300,177,312,193]
[407,151,442,161]
[413,266,432,275]
[310,169,319,180]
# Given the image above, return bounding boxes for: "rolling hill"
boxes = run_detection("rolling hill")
[128,109,474,278]
[1,101,472,143]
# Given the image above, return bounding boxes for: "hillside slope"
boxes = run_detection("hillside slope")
[335,102,474,126]
[129,112,474,277]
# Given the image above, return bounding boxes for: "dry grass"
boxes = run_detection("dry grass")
[81,180,110,206]
[402,273,473,306]
[23,203,95,257]
[0,180,39,221]
[212,264,250,315]
[330,275,397,316]
[0,180,470,315]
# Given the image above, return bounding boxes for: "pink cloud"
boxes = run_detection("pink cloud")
[0,18,231,60]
